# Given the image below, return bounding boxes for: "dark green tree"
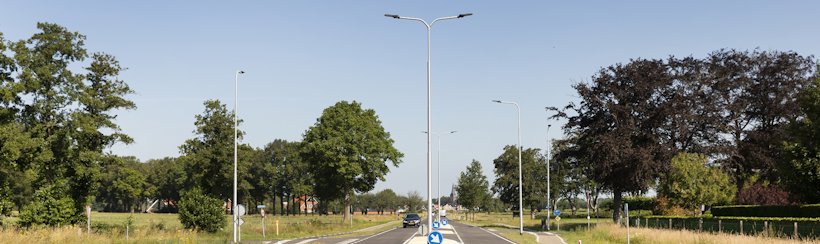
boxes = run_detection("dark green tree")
[492,146,548,217]
[457,160,490,215]
[301,101,403,222]
[782,71,820,202]
[179,100,252,200]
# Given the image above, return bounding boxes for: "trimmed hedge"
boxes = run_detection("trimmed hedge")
[711,204,820,218]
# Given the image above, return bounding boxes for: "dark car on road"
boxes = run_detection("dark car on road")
[402,213,421,228]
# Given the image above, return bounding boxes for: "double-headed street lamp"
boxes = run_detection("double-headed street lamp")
[386,12,472,234]
[422,130,458,221]
[492,99,523,235]
[233,70,245,243]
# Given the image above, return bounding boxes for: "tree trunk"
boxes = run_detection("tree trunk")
[343,192,352,223]
[612,189,623,223]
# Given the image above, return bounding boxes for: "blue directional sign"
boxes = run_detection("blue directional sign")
[442,219,448,226]
[432,221,441,229]
[428,231,443,244]
[553,209,561,217]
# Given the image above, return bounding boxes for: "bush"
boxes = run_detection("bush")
[736,183,792,205]
[623,196,655,210]
[18,185,77,227]
[178,188,225,233]
[711,204,820,218]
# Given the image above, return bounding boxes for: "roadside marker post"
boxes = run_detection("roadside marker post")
[625,203,630,244]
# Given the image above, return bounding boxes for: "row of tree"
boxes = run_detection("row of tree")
[454,49,819,222]
[548,49,819,221]
[0,23,408,227]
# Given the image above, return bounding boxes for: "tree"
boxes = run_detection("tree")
[404,191,424,212]
[374,189,398,214]
[491,146,548,217]
[549,58,680,222]
[301,101,403,222]
[457,160,490,216]
[658,153,735,215]
[178,188,225,233]
[782,70,820,202]
[4,23,135,224]
[97,157,148,212]
[145,157,186,205]
[18,185,76,227]
[179,100,252,200]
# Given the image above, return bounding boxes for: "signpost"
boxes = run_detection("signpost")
[554,209,562,230]
[432,221,441,229]
[428,231,444,244]
[625,203,630,244]
[442,219,448,226]
[259,205,266,238]
[237,204,246,242]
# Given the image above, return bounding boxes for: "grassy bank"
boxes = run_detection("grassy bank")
[561,222,817,244]
[0,212,399,243]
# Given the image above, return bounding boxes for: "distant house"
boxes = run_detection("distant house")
[293,195,318,213]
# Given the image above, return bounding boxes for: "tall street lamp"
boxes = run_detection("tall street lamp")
[493,99,523,235]
[386,12,472,234]
[233,70,245,243]
[546,122,552,230]
[422,130,458,222]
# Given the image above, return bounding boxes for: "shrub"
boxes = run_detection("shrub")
[17,185,77,227]
[736,183,792,205]
[178,188,225,233]
[623,196,655,210]
[711,204,820,218]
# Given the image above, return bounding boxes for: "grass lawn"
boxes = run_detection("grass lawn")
[1,212,400,243]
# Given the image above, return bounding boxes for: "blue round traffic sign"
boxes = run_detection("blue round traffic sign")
[428,231,443,244]
[432,221,441,229]
[553,209,561,217]
[442,219,448,226]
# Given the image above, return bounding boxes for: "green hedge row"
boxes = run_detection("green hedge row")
[711,204,820,218]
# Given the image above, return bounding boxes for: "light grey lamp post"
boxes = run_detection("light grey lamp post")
[493,99,523,235]
[386,12,472,234]
[546,123,552,230]
[233,70,244,243]
[422,130,458,222]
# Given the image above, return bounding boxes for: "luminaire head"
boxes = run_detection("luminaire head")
[457,13,473,18]
[384,14,400,19]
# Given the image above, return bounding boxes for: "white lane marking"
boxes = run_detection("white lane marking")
[335,239,359,244]
[294,239,316,244]
[401,229,419,244]
[450,223,465,244]
[350,227,398,244]
[276,240,291,244]
[479,227,515,244]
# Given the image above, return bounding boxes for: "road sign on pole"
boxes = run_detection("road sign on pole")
[433,221,441,229]
[442,219,448,226]
[428,231,444,244]
[554,209,561,217]
[237,204,246,216]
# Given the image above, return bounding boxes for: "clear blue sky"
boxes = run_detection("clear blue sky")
[2,1,818,197]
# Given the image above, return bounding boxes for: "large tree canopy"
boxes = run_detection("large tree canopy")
[301,101,403,222]
[492,146,548,216]
[0,23,135,225]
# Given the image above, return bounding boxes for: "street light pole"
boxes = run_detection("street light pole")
[386,13,472,234]
[546,123,552,230]
[493,100,523,235]
[233,70,244,243]
[423,130,457,222]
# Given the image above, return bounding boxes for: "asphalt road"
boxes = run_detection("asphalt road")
[274,218,516,244]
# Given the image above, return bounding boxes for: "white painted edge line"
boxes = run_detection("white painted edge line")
[275,240,291,244]
[401,230,420,244]
[479,227,515,244]
[336,239,359,244]
[350,227,398,244]
[293,239,316,244]
[541,231,568,244]
[524,231,539,243]
[450,224,465,244]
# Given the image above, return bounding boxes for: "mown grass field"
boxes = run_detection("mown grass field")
[0,212,400,243]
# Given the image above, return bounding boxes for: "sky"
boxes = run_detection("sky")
[1,1,819,198]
